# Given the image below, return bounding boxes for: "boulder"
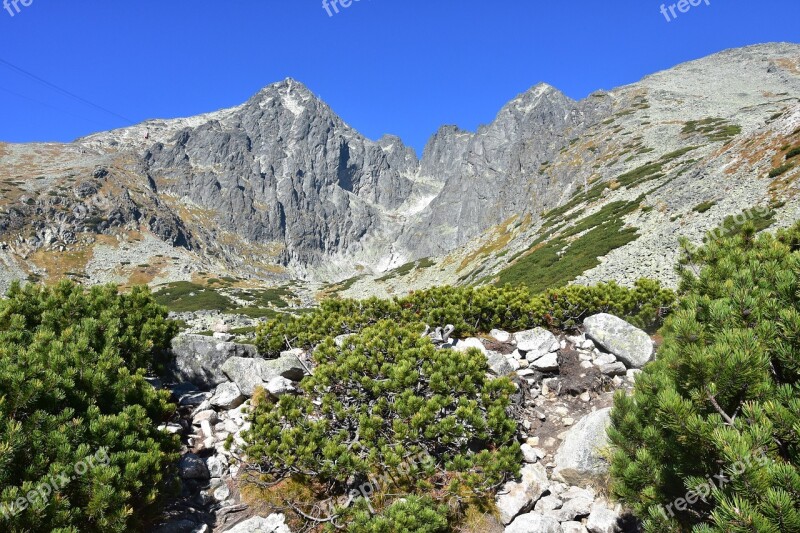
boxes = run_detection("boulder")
[552,408,612,485]
[561,522,589,533]
[496,463,549,524]
[505,512,560,533]
[452,337,487,354]
[514,328,559,359]
[583,314,653,368]
[586,504,621,533]
[266,376,295,396]
[224,514,292,533]
[490,329,512,343]
[178,453,209,480]
[599,362,627,376]
[221,354,306,396]
[221,357,266,396]
[531,352,559,372]
[487,352,515,376]
[211,382,246,410]
[261,354,306,382]
[171,334,258,389]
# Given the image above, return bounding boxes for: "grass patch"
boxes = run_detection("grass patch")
[496,200,640,292]
[693,200,717,214]
[769,162,795,178]
[153,282,234,312]
[785,146,800,160]
[682,118,741,143]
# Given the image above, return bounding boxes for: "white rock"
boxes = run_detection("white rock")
[490,329,512,343]
[452,337,487,354]
[532,352,559,372]
[515,328,560,359]
[520,443,539,463]
[561,521,589,533]
[496,463,549,524]
[213,484,231,502]
[224,514,291,533]
[534,495,563,512]
[206,454,228,478]
[505,512,560,533]
[583,314,654,368]
[265,376,295,396]
[553,409,612,485]
[193,410,218,425]
[586,505,620,533]
[211,382,246,410]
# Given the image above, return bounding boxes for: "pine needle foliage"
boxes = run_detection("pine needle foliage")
[608,222,800,532]
[245,321,520,530]
[256,281,675,356]
[0,281,180,532]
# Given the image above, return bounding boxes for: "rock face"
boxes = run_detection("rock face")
[224,515,292,533]
[171,335,259,390]
[496,463,549,524]
[221,354,307,396]
[552,408,612,485]
[583,314,654,369]
[1,44,799,292]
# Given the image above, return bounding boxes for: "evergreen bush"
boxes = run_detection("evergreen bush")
[256,280,674,356]
[0,281,180,532]
[244,321,520,530]
[608,222,800,532]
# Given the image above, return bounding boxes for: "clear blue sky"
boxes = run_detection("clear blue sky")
[0,1,797,154]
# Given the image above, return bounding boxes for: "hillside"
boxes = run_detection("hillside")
[1,43,799,308]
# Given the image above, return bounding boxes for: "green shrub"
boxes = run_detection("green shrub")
[0,281,180,532]
[255,281,674,356]
[785,146,800,160]
[768,163,795,178]
[346,496,449,533]
[245,321,519,530]
[692,200,716,214]
[608,221,800,532]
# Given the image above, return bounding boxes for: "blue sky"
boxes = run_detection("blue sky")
[0,1,797,154]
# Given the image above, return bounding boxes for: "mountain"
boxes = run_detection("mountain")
[1,43,799,299]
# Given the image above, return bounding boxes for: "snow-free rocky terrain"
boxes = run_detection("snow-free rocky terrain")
[1,43,799,303]
[161,312,653,532]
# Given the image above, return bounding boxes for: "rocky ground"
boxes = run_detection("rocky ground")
[152,312,655,533]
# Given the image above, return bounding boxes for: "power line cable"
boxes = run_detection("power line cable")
[0,84,110,128]
[0,57,135,124]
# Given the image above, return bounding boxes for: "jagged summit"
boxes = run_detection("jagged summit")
[1,43,799,295]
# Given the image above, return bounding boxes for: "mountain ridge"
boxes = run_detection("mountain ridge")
[1,42,799,299]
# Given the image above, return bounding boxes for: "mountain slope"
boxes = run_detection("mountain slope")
[1,43,799,298]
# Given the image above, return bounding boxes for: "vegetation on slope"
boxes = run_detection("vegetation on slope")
[0,281,180,532]
[246,321,520,531]
[608,221,800,532]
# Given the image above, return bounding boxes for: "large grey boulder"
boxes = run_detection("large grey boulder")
[178,453,209,480]
[171,334,258,390]
[487,351,515,376]
[514,328,559,360]
[496,463,549,525]
[222,354,307,396]
[210,382,246,410]
[552,408,612,485]
[583,314,653,369]
[224,514,291,533]
[505,512,560,533]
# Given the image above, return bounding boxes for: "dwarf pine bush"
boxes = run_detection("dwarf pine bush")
[608,222,800,532]
[256,280,674,356]
[245,320,520,530]
[0,281,180,532]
